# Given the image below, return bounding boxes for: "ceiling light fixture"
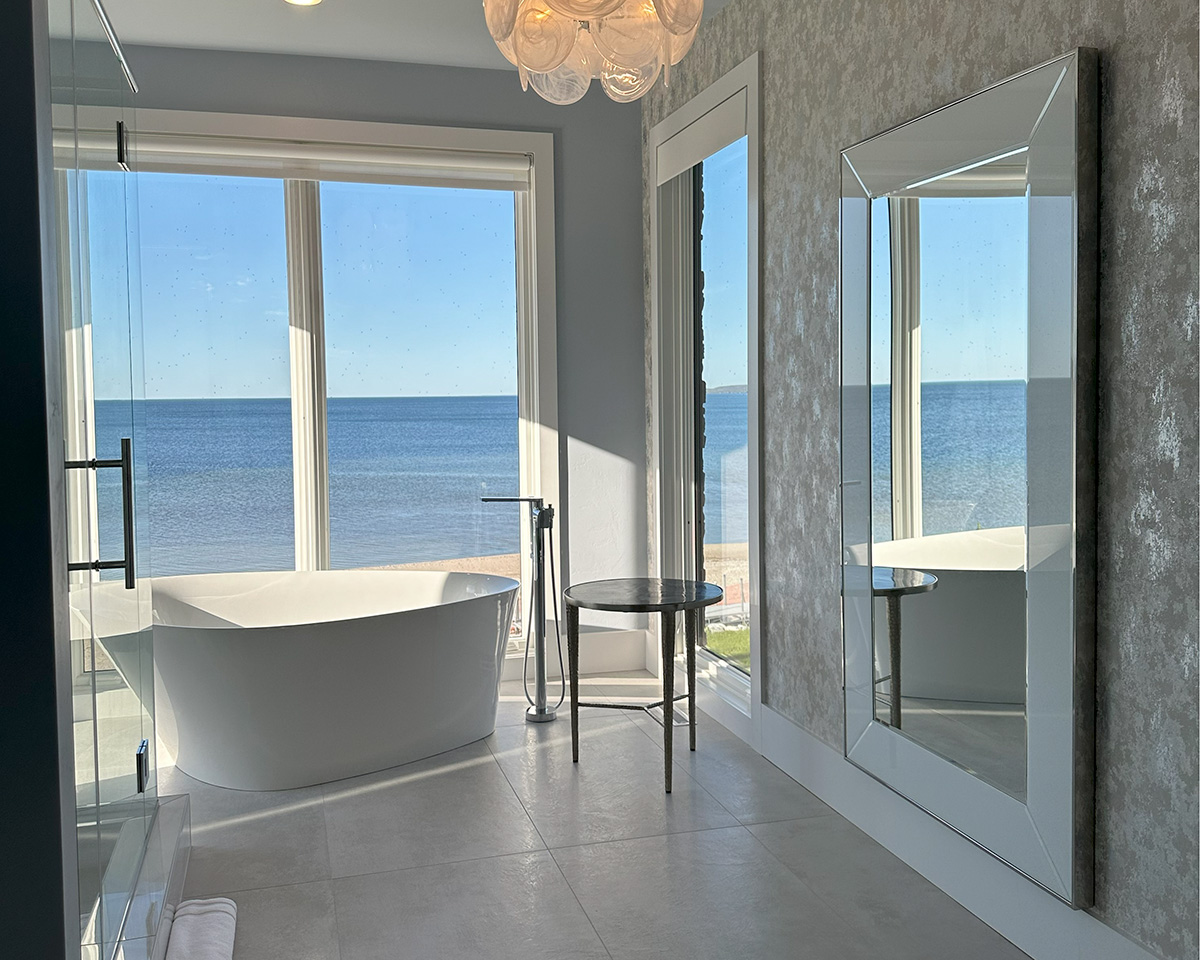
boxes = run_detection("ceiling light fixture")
[284,0,323,6]
[483,0,702,104]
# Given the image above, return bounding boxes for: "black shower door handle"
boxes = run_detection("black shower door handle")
[66,436,136,590]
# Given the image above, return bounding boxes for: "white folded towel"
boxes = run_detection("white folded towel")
[164,897,237,960]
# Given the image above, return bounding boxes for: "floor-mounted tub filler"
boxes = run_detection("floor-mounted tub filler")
[153,570,519,790]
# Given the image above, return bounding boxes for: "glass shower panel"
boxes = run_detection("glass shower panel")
[86,162,154,959]
[53,6,156,955]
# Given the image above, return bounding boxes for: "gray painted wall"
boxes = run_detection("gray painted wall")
[120,45,650,612]
[641,3,1198,959]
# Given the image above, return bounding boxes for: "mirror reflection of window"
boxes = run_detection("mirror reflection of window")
[871,162,1029,546]
[868,157,1031,799]
[917,192,1028,538]
[869,198,893,544]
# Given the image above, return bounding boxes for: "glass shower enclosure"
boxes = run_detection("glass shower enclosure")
[49,2,167,956]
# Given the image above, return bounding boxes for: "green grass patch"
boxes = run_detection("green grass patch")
[704,628,750,673]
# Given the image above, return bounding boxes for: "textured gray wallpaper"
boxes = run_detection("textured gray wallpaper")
[641,2,1198,958]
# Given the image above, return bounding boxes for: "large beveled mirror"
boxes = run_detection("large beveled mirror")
[840,49,1097,906]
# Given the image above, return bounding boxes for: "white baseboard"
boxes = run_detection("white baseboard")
[502,626,646,682]
[757,705,1157,960]
[694,678,756,748]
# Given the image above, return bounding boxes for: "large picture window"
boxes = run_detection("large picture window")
[320,181,522,574]
[61,111,559,647]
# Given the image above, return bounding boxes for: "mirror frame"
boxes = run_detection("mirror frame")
[839,48,1098,907]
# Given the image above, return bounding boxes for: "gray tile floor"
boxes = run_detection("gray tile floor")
[164,671,1030,960]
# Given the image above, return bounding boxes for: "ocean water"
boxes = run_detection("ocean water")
[95,396,525,576]
[872,380,1026,541]
[92,384,1024,576]
[701,392,750,545]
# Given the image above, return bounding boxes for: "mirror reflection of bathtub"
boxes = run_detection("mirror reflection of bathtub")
[857,527,1027,798]
[149,570,518,791]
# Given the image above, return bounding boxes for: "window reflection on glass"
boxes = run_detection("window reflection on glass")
[696,136,750,674]
[320,182,521,587]
[95,172,293,575]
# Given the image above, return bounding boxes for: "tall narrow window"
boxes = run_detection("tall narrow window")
[320,182,522,576]
[652,57,760,727]
[695,137,750,674]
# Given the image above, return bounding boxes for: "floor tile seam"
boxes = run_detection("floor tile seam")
[619,714,755,824]
[544,821,754,855]
[328,845,559,887]
[545,847,616,960]
[316,777,343,960]
[312,777,345,960]
[745,814,1032,958]
[732,809,841,829]
[625,711,842,815]
[742,820,894,944]
[482,733,555,854]
[192,844,552,900]
[486,721,743,845]
[185,873,338,900]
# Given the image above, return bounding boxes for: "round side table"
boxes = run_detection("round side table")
[563,578,724,793]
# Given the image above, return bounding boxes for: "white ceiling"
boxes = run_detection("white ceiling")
[95,0,734,72]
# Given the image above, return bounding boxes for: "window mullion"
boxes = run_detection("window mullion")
[284,179,331,570]
[888,196,923,540]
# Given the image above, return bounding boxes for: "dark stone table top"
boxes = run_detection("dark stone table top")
[872,566,938,597]
[563,578,724,613]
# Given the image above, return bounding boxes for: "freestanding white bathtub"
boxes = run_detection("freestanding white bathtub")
[153,570,519,790]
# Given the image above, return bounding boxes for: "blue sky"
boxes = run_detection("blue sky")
[87,157,1026,400]
[699,137,750,392]
[870,194,1028,385]
[90,171,518,400]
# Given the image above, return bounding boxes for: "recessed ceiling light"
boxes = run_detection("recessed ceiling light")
[284,0,323,6]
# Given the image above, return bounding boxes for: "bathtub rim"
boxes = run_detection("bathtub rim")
[149,569,521,632]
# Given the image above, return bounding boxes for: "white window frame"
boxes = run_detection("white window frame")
[57,107,562,641]
[649,54,762,747]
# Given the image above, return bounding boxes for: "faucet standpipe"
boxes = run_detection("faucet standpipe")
[481,496,558,723]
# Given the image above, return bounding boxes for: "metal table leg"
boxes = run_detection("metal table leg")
[661,609,676,793]
[568,602,580,762]
[886,595,902,729]
[686,608,698,751]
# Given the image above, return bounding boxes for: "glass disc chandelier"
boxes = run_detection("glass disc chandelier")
[483,0,703,104]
